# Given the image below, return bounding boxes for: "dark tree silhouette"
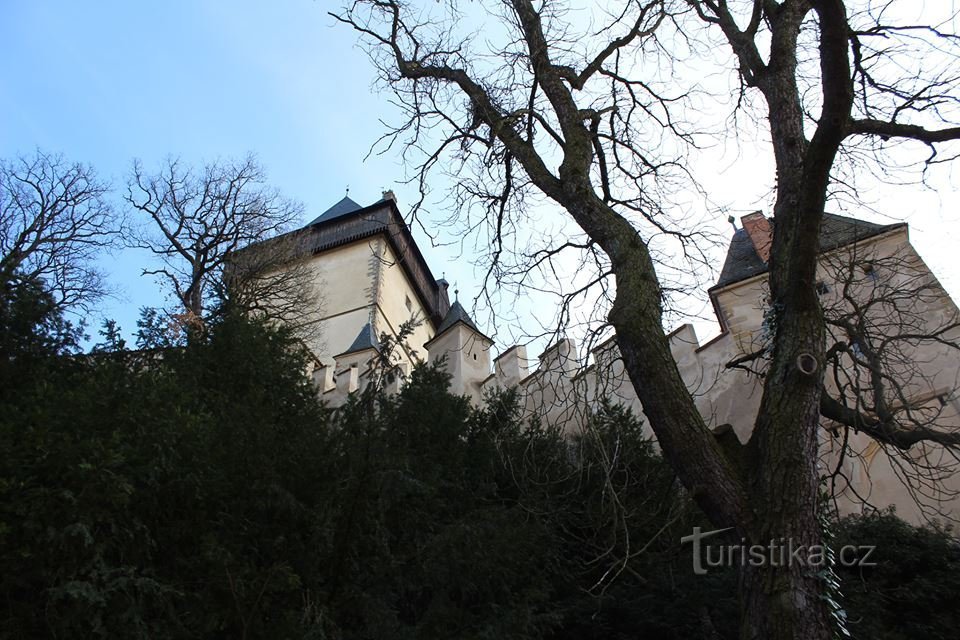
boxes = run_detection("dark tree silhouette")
[0,150,116,312]
[334,1,960,637]
[126,155,320,338]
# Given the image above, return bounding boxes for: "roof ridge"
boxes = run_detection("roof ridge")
[308,195,363,226]
[715,211,905,289]
[821,211,897,230]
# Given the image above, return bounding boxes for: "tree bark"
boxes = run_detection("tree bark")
[336,0,960,636]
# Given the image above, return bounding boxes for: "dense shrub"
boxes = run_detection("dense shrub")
[835,510,960,640]
[1,288,957,638]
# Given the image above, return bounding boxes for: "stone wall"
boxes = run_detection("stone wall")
[309,225,960,524]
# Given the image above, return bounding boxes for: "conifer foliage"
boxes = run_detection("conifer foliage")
[0,286,956,638]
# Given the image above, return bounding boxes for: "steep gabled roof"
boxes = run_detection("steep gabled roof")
[714,212,904,289]
[307,196,362,225]
[716,227,768,289]
[435,300,480,335]
[338,322,380,357]
[424,299,494,349]
[818,212,902,252]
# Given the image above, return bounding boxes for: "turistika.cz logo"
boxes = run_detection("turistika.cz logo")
[680,527,877,575]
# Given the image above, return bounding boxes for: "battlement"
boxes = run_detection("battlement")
[311,319,741,441]
[312,349,409,405]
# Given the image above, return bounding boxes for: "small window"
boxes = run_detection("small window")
[405,295,412,312]
[473,353,477,360]
[816,281,830,295]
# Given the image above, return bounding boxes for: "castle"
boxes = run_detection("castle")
[266,191,960,524]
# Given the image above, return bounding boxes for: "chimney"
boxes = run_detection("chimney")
[382,189,396,203]
[437,278,450,315]
[741,212,773,263]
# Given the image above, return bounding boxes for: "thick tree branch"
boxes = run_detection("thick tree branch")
[821,392,960,450]
[847,118,960,143]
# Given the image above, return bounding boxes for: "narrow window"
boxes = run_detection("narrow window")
[405,295,412,312]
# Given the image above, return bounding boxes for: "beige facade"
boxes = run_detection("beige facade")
[304,237,438,367]
[258,194,450,399]
[289,199,960,524]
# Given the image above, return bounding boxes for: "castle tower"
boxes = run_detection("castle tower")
[425,298,493,404]
[240,193,451,370]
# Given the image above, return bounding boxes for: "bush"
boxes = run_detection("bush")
[2,290,957,638]
[835,510,960,640]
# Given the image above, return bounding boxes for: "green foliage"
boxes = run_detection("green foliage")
[834,510,960,640]
[1,289,958,638]
[0,308,332,638]
[0,270,81,387]
[134,307,178,350]
[0,297,694,638]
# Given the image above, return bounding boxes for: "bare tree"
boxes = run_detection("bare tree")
[334,1,960,637]
[125,155,316,335]
[225,229,326,347]
[817,241,960,513]
[0,150,115,311]
[728,235,960,517]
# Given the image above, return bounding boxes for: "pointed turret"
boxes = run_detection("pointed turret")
[333,322,381,393]
[339,322,380,356]
[425,297,493,404]
[434,300,482,336]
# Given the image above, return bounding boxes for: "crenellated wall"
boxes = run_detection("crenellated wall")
[305,220,960,524]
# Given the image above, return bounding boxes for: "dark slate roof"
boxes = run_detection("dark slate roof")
[714,212,903,289]
[339,323,380,356]
[244,196,450,329]
[716,227,768,289]
[435,300,480,336]
[307,196,362,225]
[818,212,901,252]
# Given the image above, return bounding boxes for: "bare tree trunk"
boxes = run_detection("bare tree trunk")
[740,559,831,640]
[610,210,832,639]
[335,1,960,636]
[125,155,306,337]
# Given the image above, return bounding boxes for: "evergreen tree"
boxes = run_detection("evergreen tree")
[1,285,957,638]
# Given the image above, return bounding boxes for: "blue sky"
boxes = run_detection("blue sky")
[3,0,959,353]
[2,0,469,340]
